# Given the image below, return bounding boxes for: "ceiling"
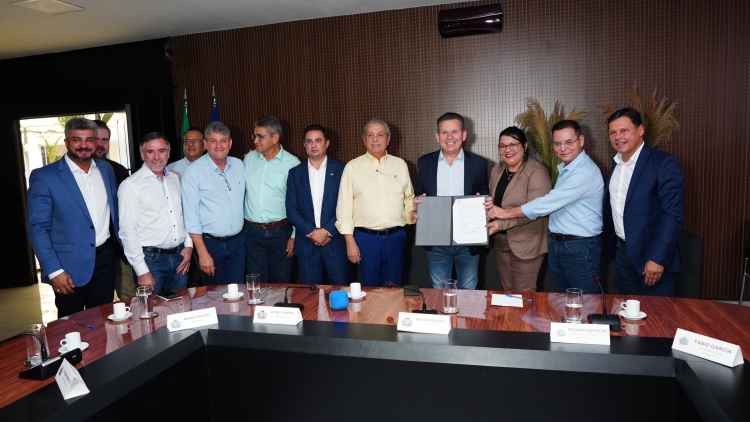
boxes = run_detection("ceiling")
[0,0,453,60]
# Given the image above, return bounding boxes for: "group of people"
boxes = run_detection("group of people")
[26,108,684,319]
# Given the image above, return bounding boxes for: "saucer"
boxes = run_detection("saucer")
[108,311,133,321]
[59,342,89,354]
[619,310,647,320]
[347,292,367,299]
[223,292,244,300]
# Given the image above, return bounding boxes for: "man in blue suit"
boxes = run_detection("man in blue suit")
[286,125,348,284]
[603,107,685,296]
[27,118,120,317]
[415,112,489,289]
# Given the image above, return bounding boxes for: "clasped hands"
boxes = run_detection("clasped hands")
[308,228,330,247]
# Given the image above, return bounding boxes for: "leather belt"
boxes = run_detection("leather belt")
[204,233,239,241]
[355,226,403,236]
[95,242,110,253]
[245,218,288,229]
[143,246,180,255]
[549,233,590,242]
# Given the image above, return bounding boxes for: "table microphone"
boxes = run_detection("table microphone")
[274,285,316,311]
[22,332,49,362]
[388,283,438,314]
[587,275,621,332]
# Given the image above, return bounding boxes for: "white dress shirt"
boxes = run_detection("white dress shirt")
[118,165,193,276]
[609,142,645,240]
[308,157,328,228]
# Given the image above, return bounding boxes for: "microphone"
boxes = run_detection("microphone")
[388,283,438,314]
[587,275,621,332]
[274,285,316,311]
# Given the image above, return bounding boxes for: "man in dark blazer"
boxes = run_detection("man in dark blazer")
[27,118,120,317]
[603,107,685,296]
[415,112,489,289]
[286,125,348,284]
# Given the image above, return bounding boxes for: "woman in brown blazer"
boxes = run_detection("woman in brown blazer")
[486,127,552,291]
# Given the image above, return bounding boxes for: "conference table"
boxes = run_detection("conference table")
[1,284,749,421]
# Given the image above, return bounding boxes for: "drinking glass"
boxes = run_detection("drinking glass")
[441,279,459,314]
[24,324,48,366]
[137,286,159,319]
[246,274,264,305]
[564,288,583,323]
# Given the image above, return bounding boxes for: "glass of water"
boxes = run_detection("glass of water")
[246,273,264,305]
[564,288,583,323]
[441,279,459,314]
[24,324,48,366]
[137,286,159,319]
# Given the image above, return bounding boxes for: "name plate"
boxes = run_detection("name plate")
[672,328,744,367]
[167,307,219,332]
[253,306,303,325]
[56,359,89,399]
[550,322,610,345]
[397,312,451,335]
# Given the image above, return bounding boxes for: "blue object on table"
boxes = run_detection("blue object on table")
[329,291,349,310]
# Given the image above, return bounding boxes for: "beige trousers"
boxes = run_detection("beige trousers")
[493,233,545,292]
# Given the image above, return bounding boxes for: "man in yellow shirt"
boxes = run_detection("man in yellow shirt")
[336,119,417,286]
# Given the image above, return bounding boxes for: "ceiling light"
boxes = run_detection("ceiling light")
[11,0,84,15]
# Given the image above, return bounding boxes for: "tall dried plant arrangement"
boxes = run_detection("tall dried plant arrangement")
[599,84,680,148]
[515,99,587,184]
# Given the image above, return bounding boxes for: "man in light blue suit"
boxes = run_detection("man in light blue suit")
[286,125,348,285]
[27,118,120,317]
[603,107,685,296]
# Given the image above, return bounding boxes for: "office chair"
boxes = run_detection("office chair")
[740,246,750,305]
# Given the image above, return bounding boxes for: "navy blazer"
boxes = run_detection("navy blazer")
[27,158,120,286]
[286,158,346,258]
[603,143,684,274]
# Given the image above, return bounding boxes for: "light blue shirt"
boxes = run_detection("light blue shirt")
[167,157,191,178]
[182,154,245,237]
[243,146,300,230]
[521,151,603,237]
[436,149,465,196]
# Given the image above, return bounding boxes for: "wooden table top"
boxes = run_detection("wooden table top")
[2,284,749,408]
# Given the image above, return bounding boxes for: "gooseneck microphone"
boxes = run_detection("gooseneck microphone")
[587,275,621,332]
[388,283,438,314]
[22,332,49,363]
[274,285,316,311]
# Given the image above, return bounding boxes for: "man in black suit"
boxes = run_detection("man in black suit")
[415,112,489,289]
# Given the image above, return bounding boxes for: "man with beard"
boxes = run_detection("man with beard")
[118,133,193,293]
[93,120,130,184]
[27,118,120,317]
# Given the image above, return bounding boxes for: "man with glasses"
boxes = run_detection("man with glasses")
[488,120,603,293]
[168,126,206,177]
[243,116,300,283]
[286,125,348,285]
[182,122,245,285]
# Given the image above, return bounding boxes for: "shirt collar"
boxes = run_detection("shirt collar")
[613,141,645,166]
[307,156,328,172]
[64,153,97,174]
[557,150,588,173]
[439,148,464,163]
[365,151,388,163]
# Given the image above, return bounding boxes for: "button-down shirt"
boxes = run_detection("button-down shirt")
[182,154,245,237]
[167,157,191,178]
[118,165,193,276]
[521,151,603,237]
[64,154,110,247]
[437,149,465,196]
[336,152,416,234]
[308,157,328,228]
[610,142,644,240]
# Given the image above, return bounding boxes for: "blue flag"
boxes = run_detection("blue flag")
[210,86,219,122]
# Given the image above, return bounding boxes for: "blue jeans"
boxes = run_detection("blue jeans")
[141,248,188,293]
[202,233,245,285]
[244,221,293,283]
[424,246,479,289]
[355,229,406,286]
[616,240,676,296]
[547,236,600,294]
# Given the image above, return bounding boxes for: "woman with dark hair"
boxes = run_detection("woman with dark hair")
[486,127,551,291]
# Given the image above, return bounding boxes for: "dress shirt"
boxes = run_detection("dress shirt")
[243,146,300,227]
[182,154,245,237]
[167,157,191,178]
[336,152,415,234]
[64,154,110,247]
[609,142,645,240]
[436,149,465,196]
[521,151,603,237]
[308,157,328,228]
[118,165,193,276]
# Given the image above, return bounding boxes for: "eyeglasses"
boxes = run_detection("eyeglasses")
[218,172,231,191]
[252,133,276,140]
[552,137,580,150]
[304,139,325,145]
[184,139,203,145]
[498,142,521,152]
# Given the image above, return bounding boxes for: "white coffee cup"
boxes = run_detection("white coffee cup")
[113,302,131,318]
[350,283,362,299]
[227,283,239,298]
[60,332,81,350]
[621,299,641,317]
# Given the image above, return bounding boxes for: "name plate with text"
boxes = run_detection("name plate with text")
[167,307,219,332]
[253,306,303,325]
[672,328,744,367]
[56,358,89,400]
[550,322,610,345]
[397,312,451,335]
